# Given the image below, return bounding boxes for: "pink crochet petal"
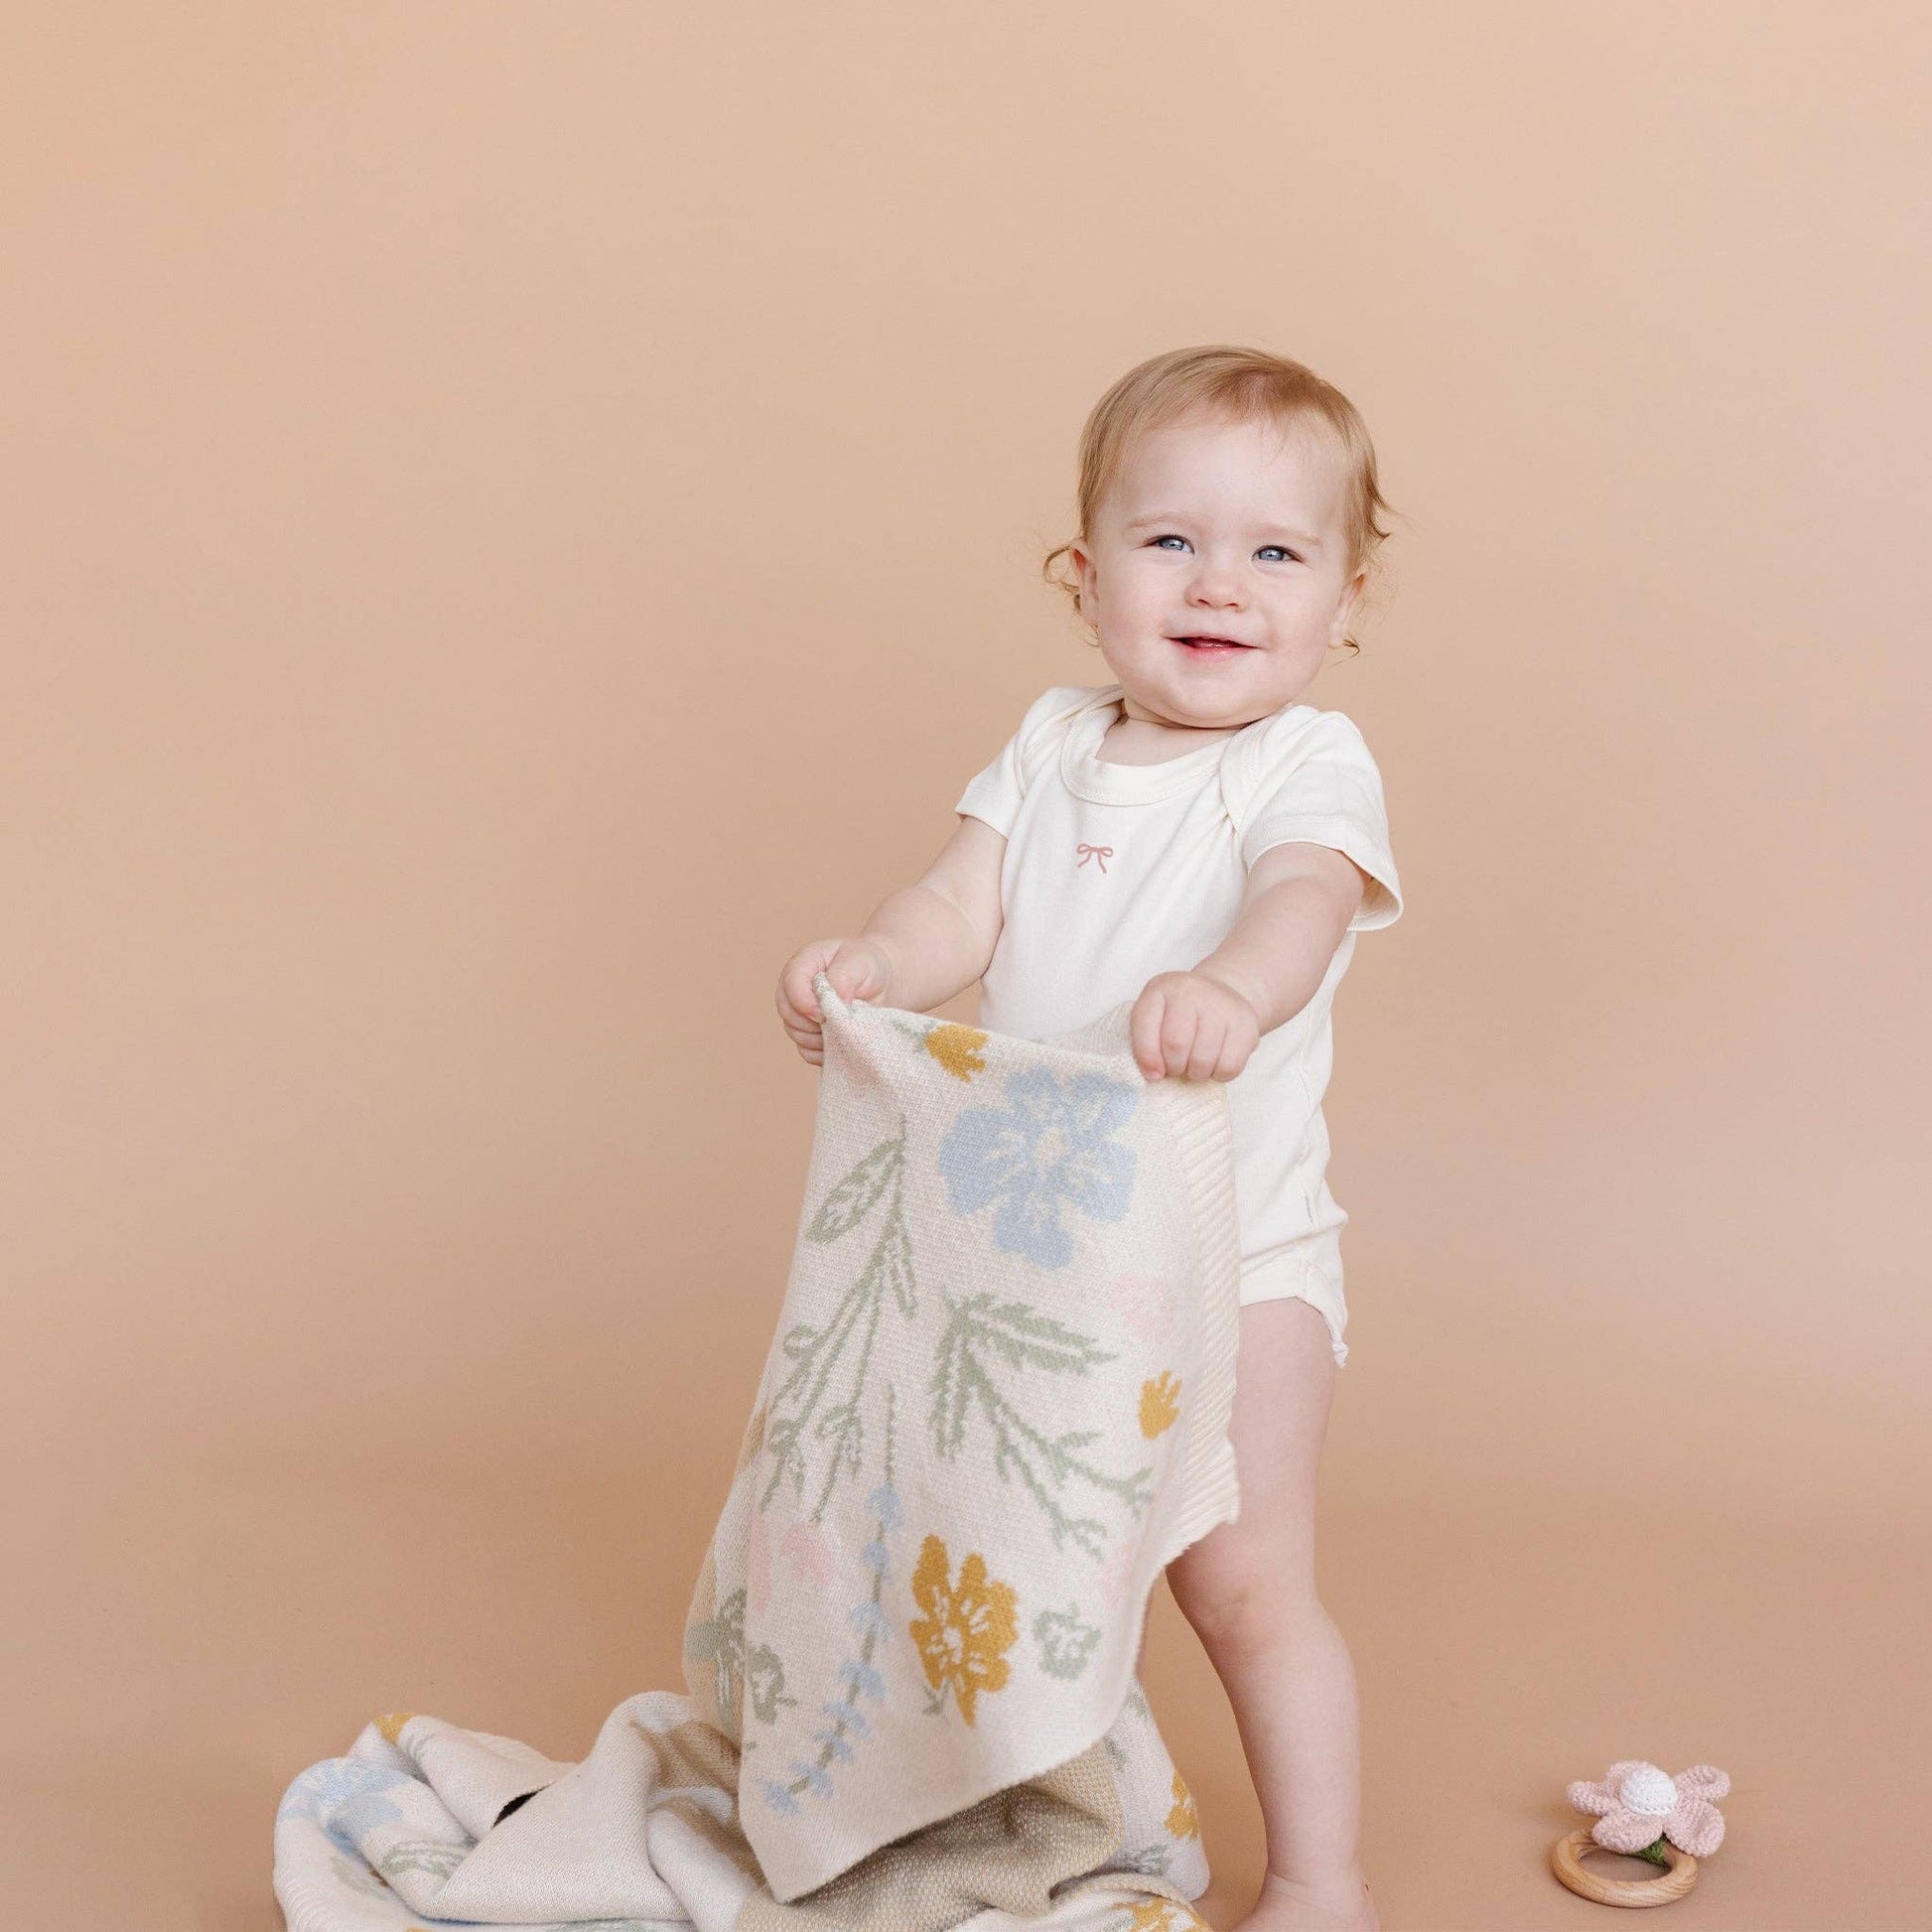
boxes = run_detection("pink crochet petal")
[1665,1796,1725,1857]
[1566,1779,1617,1816]
[1674,1764,1730,1802]
[1592,1807,1668,1855]
[1602,1759,1653,1789]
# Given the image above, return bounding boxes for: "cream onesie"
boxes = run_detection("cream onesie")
[954,682,1404,1368]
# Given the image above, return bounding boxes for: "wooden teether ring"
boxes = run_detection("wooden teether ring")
[1551,1826,1699,1906]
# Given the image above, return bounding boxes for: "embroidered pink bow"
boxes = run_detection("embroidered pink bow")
[1075,843,1114,873]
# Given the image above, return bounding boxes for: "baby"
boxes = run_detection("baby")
[776,345,1403,1932]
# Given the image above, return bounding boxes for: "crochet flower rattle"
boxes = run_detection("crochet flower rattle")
[1550,1759,1730,1907]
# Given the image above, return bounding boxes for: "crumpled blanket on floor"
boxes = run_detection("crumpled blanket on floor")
[274,972,1243,1931]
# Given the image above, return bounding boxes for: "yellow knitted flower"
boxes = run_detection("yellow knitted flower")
[1139,1370,1181,1438]
[922,1024,989,1082]
[1125,1898,1210,1929]
[1166,1768,1200,1839]
[908,1532,1019,1725]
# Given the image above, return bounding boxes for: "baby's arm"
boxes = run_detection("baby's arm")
[776,814,1006,1066]
[1130,840,1368,1082]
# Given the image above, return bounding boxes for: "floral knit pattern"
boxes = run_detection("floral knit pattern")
[937,1063,1140,1268]
[907,1531,1022,1725]
[271,977,1241,1928]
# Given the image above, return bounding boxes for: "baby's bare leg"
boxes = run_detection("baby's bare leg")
[1163,1298,1376,1932]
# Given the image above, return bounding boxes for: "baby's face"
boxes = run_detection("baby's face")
[1071,411,1366,731]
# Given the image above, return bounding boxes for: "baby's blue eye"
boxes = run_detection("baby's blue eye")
[1149,533,1299,562]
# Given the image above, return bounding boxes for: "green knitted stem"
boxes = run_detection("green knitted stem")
[1635,1835,1671,1867]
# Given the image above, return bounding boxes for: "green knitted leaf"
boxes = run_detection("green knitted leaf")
[806,1138,903,1242]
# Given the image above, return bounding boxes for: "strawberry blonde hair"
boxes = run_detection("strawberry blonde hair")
[1042,345,1398,656]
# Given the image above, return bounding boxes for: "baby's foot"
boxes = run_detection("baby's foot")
[1229,1866,1379,1932]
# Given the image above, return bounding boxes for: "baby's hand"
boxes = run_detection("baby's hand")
[776,937,895,1066]
[1130,970,1262,1083]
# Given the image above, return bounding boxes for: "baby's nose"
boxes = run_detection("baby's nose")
[1187,567,1244,607]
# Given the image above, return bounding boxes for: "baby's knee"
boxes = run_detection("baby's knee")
[1168,1539,1320,1643]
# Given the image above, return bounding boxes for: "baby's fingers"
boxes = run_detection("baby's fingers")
[775,978,822,1038]
[1182,1015,1226,1082]
[824,948,887,1005]
[777,998,826,1065]
[1158,1001,1208,1081]
[1131,988,1171,1079]
[1211,1035,1254,1081]
[779,942,842,1027]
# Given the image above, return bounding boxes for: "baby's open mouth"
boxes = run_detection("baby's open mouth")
[1171,635,1254,653]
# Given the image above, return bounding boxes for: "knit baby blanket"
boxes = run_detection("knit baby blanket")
[274,973,1244,1931]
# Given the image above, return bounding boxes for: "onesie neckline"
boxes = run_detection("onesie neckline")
[1060,684,1278,806]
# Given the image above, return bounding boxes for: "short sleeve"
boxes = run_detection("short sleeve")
[1235,709,1404,932]
[952,685,1099,839]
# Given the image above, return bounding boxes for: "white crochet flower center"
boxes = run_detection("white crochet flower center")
[1618,1767,1678,1816]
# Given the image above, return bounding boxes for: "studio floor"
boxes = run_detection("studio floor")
[6,1459,1921,1930]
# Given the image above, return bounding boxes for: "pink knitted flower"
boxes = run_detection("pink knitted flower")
[1567,1760,1729,1858]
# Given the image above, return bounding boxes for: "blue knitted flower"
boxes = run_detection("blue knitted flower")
[936,1065,1139,1268]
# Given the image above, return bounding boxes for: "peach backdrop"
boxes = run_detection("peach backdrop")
[4,5,1925,1926]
